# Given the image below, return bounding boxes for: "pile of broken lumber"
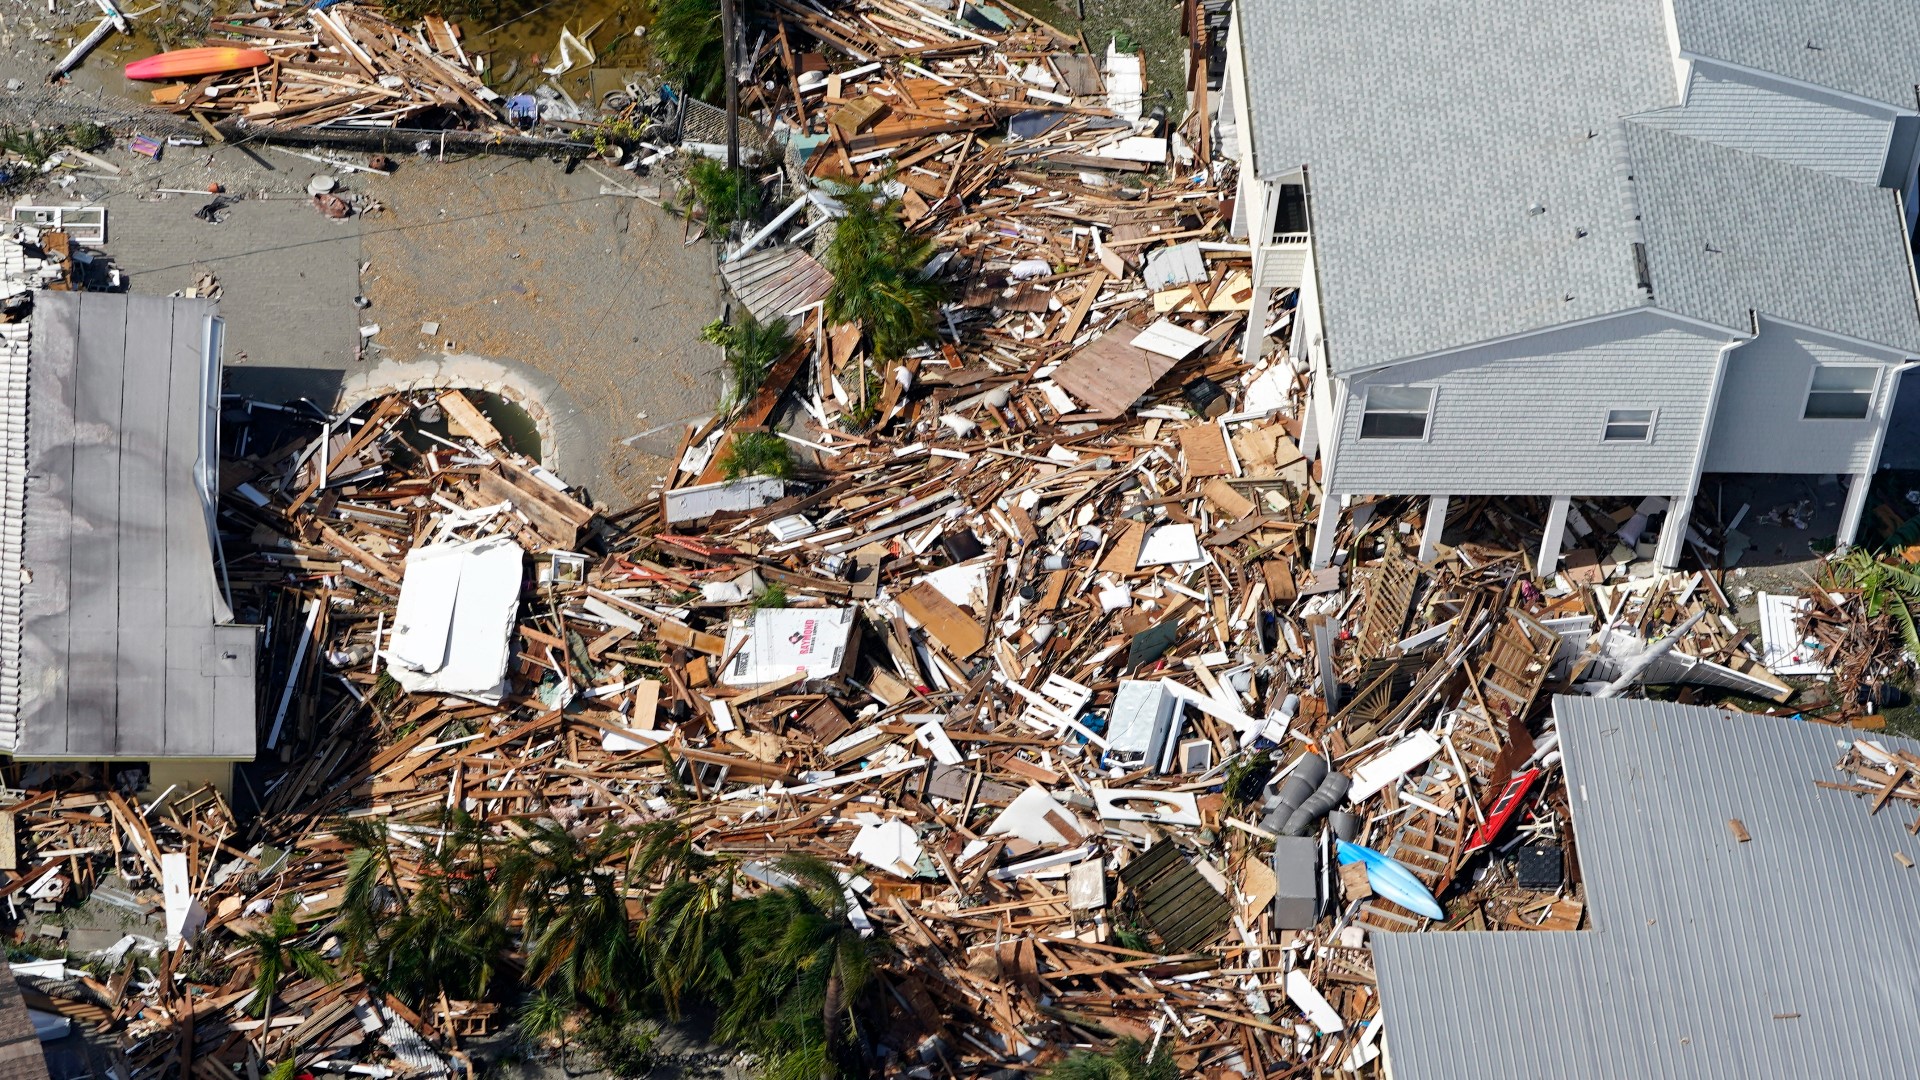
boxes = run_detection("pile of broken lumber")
[151,5,498,131]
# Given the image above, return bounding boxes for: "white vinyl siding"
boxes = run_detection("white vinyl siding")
[1705,318,1896,475]
[1327,311,1731,496]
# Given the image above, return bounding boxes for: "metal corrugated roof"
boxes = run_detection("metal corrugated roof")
[1371,696,1920,1080]
[16,291,257,760]
[1670,1,1920,110]
[1631,66,1897,184]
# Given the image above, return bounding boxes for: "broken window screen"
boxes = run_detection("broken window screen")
[1804,365,1876,419]
[1603,408,1653,442]
[1359,386,1433,439]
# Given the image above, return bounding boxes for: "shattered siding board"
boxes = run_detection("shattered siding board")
[721,245,834,327]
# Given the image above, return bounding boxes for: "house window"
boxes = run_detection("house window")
[1359,386,1434,440]
[1804,365,1877,419]
[1603,408,1654,442]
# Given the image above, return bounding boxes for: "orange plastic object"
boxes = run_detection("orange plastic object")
[125,48,271,81]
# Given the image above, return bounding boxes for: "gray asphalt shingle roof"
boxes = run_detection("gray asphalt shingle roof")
[1628,124,1920,353]
[1670,0,1920,110]
[1631,65,1897,184]
[1238,0,1675,372]
[1236,0,1920,374]
[1370,697,1920,1080]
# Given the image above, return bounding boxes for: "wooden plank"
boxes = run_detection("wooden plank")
[438,390,503,447]
[1054,268,1107,344]
[898,582,986,657]
[1050,325,1178,420]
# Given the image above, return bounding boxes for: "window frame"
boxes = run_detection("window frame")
[1357,384,1436,442]
[1601,407,1657,443]
[1801,363,1880,421]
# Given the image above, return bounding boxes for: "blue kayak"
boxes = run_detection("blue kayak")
[1337,840,1446,921]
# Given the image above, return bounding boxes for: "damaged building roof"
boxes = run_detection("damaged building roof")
[6,291,256,760]
[1236,0,1920,373]
[1371,696,1920,1080]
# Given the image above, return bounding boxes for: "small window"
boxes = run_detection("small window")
[1603,408,1654,442]
[1359,385,1433,440]
[1804,365,1877,419]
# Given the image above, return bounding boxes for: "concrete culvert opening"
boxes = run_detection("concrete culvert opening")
[409,389,544,462]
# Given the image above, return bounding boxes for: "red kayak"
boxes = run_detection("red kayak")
[125,47,271,81]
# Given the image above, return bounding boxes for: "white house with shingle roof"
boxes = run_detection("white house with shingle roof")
[1221,0,1920,572]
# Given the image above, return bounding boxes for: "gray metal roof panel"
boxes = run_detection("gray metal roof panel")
[1627,122,1920,353]
[16,291,257,760]
[1371,697,1920,1080]
[1670,1,1920,110]
[1632,66,1895,183]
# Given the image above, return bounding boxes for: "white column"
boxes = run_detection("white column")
[1310,494,1341,569]
[1298,377,1322,461]
[1240,284,1273,363]
[1654,491,1694,569]
[1837,471,1873,550]
[1419,495,1449,563]
[1537,495,1572,579]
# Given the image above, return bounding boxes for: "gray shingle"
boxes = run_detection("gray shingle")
[1370,697,1920,1080]
[1235,0,1920,376]
[1627,122,1920,353]
[1632,66,1896,184]
[1670,0,1920,110]
[1237,0,1678,373]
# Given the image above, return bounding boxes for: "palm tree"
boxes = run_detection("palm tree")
[519,989,576,1074]
[1046,1037,1179,1080]
[712,855,889,1080]
[821,182,944,362]
[631,822,736,1019]
[332,809,512,1008]
[1833,547,1920,655]
[650,0,725,102]
[334,817,405,972]
[493,820,642,1013]
[239,899,339,1021]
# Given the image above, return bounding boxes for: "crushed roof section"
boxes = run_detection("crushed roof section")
[1371,697,1920,1080]
[1631,65,1897,184]
[1627,122,1920,353]
[1670,0,1920,110]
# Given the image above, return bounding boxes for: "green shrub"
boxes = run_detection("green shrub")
[62,123,109,152]
[822,183,944,360]
[718,432,793,479]
[684,157,760,229]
